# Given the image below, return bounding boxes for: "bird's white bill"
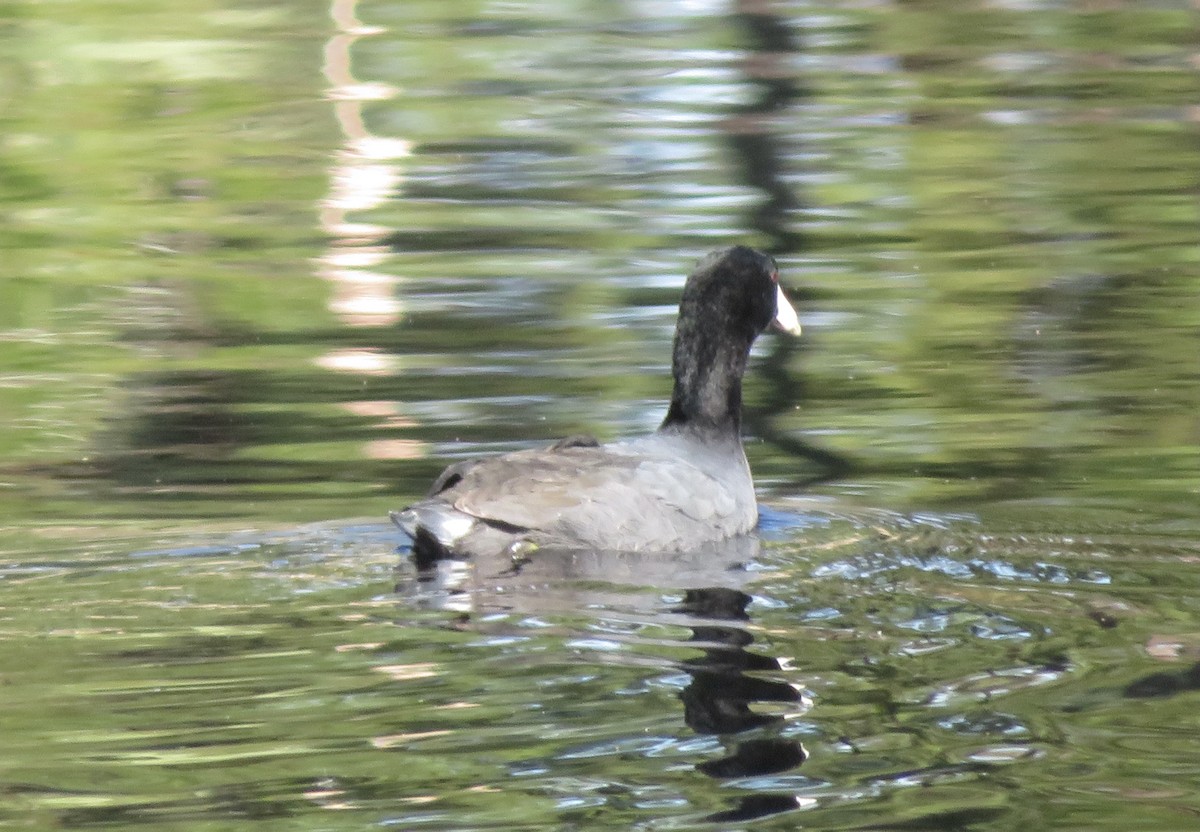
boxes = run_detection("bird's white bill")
[773,285,802,335]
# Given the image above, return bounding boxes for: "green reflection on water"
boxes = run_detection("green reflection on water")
[3,0,1197,529]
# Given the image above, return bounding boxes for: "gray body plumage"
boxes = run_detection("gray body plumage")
[392,430,756,559]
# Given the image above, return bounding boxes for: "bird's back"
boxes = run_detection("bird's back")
[396,433,757,558]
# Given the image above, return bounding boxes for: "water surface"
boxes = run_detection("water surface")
[2,0,1199,829]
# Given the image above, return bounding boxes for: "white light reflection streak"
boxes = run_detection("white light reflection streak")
[319,0,425,460]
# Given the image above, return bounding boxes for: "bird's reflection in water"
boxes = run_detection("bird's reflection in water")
[674,586,809,823]
[401,539,811,824]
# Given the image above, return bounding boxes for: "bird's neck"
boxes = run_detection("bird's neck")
[659,334,751,437]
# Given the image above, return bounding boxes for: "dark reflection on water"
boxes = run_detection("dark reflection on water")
[675,587,809,823]
[407,535,813,822]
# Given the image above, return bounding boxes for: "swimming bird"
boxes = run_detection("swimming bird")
[391,246,801,566]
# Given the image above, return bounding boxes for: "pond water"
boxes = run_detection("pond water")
[3,0,1200,829]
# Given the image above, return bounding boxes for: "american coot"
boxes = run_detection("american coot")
[391,246,801,565]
